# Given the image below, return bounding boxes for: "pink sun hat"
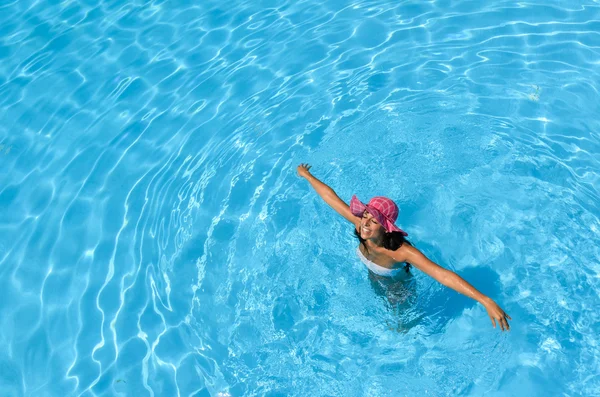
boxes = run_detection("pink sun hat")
[350,195,408,236]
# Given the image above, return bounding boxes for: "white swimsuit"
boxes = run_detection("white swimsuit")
[356,247,404,277]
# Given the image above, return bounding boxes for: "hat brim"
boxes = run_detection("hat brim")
[350,195,408,236]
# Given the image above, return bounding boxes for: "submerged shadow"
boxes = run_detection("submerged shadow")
[420,266,503,331]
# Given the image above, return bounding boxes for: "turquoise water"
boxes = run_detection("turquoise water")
[1,0,600,395]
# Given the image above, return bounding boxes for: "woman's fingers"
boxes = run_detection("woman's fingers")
[492,312,509,331]
[502,315,510,331]
[489,310,511,331]
[297,164,312,178]
[486,303,512,331]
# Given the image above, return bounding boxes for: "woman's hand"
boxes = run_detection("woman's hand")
[297,163,312,179]
[482,297,511,331]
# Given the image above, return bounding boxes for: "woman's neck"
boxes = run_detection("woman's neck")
[365,236,384,250]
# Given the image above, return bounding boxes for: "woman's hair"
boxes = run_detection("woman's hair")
[354,229,412,273]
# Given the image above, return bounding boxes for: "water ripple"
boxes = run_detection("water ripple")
[1,0,600,396]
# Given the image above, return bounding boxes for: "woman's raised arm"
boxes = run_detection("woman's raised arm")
[395,244,512,331]
[297,164,358,226]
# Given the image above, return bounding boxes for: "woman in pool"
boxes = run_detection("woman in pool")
[297,163,511,331]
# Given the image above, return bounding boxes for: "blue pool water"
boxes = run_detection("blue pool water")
[1,0,600,396]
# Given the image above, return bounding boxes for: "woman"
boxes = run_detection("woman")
[297,163,511,331]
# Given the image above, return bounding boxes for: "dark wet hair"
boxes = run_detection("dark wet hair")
[354,229,412,273]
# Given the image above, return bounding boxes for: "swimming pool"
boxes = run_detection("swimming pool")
[1,0,599,395]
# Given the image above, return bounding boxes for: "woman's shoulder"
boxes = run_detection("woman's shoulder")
[386,241,414,262]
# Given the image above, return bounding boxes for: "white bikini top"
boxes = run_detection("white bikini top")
[356,247,404,277]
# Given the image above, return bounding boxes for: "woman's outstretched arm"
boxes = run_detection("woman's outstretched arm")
[395,244,512,331]
[297,164,358,226]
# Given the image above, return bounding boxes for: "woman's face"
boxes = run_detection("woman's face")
[360,210,385,240]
